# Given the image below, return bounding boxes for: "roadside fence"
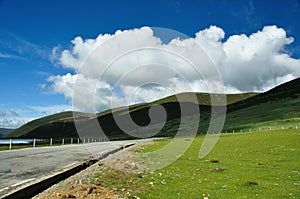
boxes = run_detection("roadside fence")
[0,137,110,150]
[222,125,298,134]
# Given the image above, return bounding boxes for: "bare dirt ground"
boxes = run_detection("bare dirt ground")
[32,143,149,199]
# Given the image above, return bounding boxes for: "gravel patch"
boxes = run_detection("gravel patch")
[32,142,150,199]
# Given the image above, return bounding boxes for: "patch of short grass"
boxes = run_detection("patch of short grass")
[94,130,300,198]
[93,166,144,198]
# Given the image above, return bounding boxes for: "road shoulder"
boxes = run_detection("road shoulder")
[32,142,150,199]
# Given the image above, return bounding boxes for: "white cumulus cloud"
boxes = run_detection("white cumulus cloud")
[48,25,300,113]
[0,117,33,129]
[0,104,74,128]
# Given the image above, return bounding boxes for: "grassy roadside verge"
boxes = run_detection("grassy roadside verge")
[93,130,300,198]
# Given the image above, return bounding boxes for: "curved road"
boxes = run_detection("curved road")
[0,140,137,196]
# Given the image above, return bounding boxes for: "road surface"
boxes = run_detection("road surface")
[0,140,136,195]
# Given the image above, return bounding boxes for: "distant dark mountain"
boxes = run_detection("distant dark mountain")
[5,77,300,139]
[0,128,14,138]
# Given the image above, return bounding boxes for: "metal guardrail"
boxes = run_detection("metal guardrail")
[0,137,110,150]
[1,125,298,150]
[222,125,298,134]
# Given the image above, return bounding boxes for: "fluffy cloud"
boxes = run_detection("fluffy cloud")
[49,26,300,113]
[9,111,19,117]
[48,73,121,112]
[0,111,6,117]
[0,110,31,128]
[0,105,73,128]
[0,110,21,117]
[0,117,33,128]
[217,25,299,90]
[27,104,72,115]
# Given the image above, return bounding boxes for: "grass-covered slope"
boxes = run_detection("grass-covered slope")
[92,130,300,198]
[0,128,14,138]
[6,111,73,138]
[5,78,299,139]
[153,92,257,105]
[5,111,95,138]
[5,93,256,139]
[95,92,257,118]
[122,78,300,135]
[223,78,300,131]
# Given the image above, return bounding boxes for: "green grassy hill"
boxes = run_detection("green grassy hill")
[0,128,14,138]
[95,92,257,118]
[5,78,299,139]
[223,78,300,131]
[5,92,256,139]
[5,111,95,138]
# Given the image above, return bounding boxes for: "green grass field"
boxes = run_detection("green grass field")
[95,130,300,198]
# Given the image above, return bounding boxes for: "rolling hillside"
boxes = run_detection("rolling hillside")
[5,92,256,139]
[5,111,96,138]
[5,78,299,139]
[223,77,300,131]
[0,128,14,138]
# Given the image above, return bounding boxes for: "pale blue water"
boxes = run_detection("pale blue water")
[0,139,34,145]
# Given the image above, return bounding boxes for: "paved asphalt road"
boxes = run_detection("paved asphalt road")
[0,140,137,194]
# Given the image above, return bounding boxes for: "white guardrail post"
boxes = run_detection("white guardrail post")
[223,125,299,135]
[33,138,36,147]
[9,139,12,150]
[5,125,298,151]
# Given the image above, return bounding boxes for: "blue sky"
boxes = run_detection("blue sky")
[0,0,300,128]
